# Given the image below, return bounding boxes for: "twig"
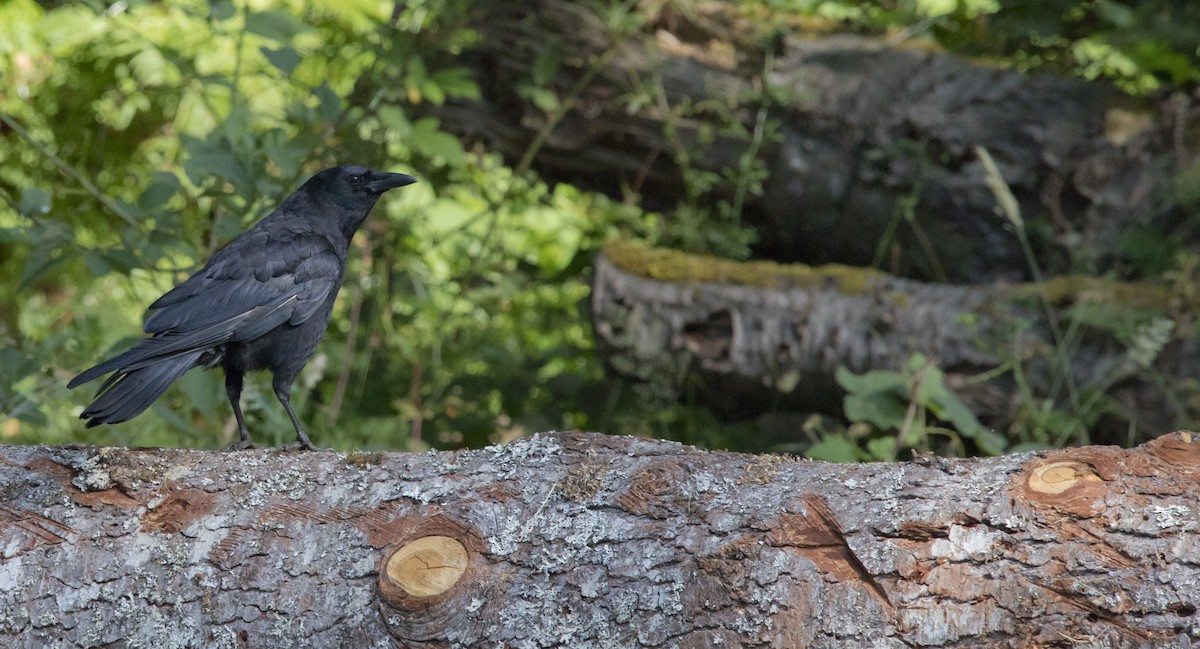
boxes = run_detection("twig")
[976,145,1083,423]
[729,49,775,226]
[409,360,423,444]
[0,111,140,229]
[327,235,372,428]
[893,357,935,459]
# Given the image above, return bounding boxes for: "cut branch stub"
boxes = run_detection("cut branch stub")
[1027,461,1102,495]
[375,515,489,647]
[384,535,468,597]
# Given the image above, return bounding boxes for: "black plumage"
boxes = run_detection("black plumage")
[68,165,417,449]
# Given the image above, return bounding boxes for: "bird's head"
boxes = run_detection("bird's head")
[301,165,418,236]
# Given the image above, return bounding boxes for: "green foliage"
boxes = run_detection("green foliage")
[778,0,1200,94]
[810,354,1005,461]
[638,60,776,261]
[0,0,660,450]
[977,146,1189,449]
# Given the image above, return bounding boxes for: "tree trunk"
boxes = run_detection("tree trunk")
[429,0,1196,282]
[1,431,1198,648]
[591,242,1198,443]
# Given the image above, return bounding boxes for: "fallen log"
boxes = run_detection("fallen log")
[426,0,1194,282]
[1,430,1199,647]
[591,241,1199,445]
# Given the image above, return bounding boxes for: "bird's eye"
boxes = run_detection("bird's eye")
[348,174,363,187]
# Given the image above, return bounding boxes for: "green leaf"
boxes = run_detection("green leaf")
[82,245,138,277]
[906,356,1006,455]
[244,9,309,42]
[402,56,428,103]
[378,105,411,136]
[0,348,38,387]
[865,436,897,461]
[838,364,908,428]
[137,172,181,211]
[971,427,1008,456]
[805,434,863,462]
[844,390,908,430]
[314,82,341,121]
[84,251,112,277]
[420,79,446,106]
[836,365,907,396]
[410,117,464,166]
[9,398,48,426]
[529,88,560,113]
[18,187,50,217]
[182,135,252,196]
[0,228,29,243]
[262,131,313,179]
[19,239,68,290]
[0,348,46,423]
[209,0,236,21]
[1,375,47,427]
[261,46,301,75]
[431,68,480,100]
[1095,0,1134,28]
[18,255,68,290]
[531,49,561,86]
[1117,224,1177,275]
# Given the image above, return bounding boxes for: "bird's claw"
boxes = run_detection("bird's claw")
[279,439,329,452]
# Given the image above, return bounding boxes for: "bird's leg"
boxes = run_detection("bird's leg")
[273,376,326,451]
[224,370,257,450]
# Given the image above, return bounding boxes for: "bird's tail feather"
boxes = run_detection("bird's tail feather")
[68,338,164,389]
[79,351,203,427]
[69,329,223,389]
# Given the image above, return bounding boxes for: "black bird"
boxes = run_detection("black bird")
[68,165,416,450]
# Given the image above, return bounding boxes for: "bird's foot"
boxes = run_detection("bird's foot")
[279,439,330,452]
[225,438,259,451]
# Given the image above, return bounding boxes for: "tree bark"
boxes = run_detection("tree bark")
[429,0,1196,282]
[2,431,1199,648]
[591,242,1199,443]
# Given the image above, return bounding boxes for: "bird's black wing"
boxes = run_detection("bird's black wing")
[68,230,341,388]
[143,227,340,332]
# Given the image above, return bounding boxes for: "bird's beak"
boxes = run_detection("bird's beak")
[366,171,418,193]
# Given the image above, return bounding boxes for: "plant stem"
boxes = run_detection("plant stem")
[0,112,140,229]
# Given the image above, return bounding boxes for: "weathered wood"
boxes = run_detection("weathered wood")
[591,242,1197,442]
[2,431,1199,647]
[429,0,1193,282]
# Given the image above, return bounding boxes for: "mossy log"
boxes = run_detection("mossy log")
[428,0,1195,282]
[2,431,1200,647]
[592,242,1199,443]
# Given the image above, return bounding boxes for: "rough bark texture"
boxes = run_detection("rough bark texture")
[591,243,1199,441]
[2,431,1199,648]
[429,0,1197,282]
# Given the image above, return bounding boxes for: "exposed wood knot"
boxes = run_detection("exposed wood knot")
[384,536,468,597]
[142,488,216,534]
[617,460,696,518]
[376,516,490,643]
[1020,456,1114,517]
[1027,461,1101,495]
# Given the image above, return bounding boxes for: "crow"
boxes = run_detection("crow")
[68,165,416,450]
